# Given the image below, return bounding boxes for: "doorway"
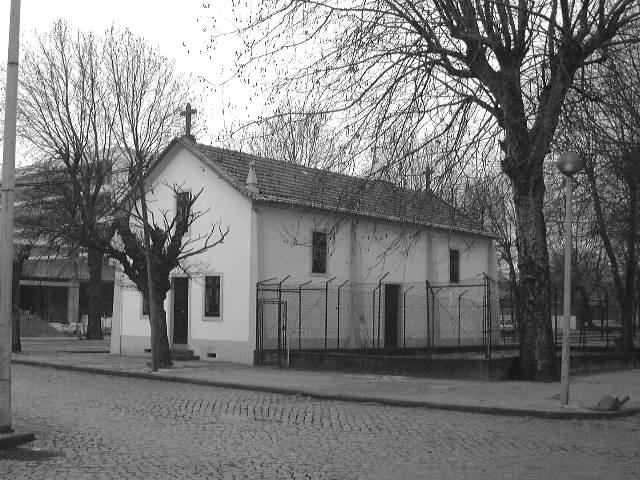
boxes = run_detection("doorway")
[172,277,189,345]
[384,284,400,348]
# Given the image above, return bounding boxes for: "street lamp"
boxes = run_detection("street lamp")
[556,151,585,405]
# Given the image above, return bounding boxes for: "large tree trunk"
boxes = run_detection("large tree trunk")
[85,248,104,340]
[512,177,558,381]
[148,290,172,370]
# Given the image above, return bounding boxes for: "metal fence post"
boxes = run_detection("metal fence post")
[377,273,389,348]
[277,276,290,351]
[482,280,487,347]
[600,293,604,340]
[255,283,261,362]
[324,277,336,349]
[487,276,492,359]
[605,289,610,349]
[337,280,348,349]
[554,286,558,344]
[425,280,433,352]
[372,287,376,349]
[377,284,382,348]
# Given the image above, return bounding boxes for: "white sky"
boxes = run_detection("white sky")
[1,0,260,165]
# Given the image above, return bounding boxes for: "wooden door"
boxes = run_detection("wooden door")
[172,277,189,344]
[384,284,400,348]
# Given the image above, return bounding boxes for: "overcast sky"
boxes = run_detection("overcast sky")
[1,0,258,164]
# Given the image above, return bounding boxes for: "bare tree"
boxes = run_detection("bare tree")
[18,21,116,340]
[241,99,344,170]
[101,187,228,370]
[17,22,222,369]
[102,28,227,370]
[459,173,519,309]
[560,40,640,351]
[217,0,639,379]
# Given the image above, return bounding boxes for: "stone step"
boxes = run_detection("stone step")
[143,348,200,361]
[170,349,200,361]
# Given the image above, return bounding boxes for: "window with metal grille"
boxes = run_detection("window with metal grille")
[204,275,221,318]
[449,249,460,283]
[312,231,327,274]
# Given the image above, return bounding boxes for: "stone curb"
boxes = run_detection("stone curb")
[13,358,640,420]
[0,432,35,450]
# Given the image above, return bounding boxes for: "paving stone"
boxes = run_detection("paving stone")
[3,364,640,479]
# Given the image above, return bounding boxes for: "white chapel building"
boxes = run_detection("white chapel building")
[110,136,497,364]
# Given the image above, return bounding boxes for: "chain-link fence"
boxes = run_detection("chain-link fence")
[256,277,499,356]
[497,282,640,350]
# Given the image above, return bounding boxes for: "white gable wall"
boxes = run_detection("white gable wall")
[112,146,255,362]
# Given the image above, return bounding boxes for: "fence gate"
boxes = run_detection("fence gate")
[258,299,287,350]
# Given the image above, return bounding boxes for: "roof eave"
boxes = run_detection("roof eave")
[253,197,497,239]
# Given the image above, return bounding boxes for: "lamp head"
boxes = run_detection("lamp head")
[556,151,585,176]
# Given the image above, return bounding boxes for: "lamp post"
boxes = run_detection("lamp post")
[556,151,585,405]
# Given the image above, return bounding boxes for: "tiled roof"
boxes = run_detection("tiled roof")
[182,139,493,237]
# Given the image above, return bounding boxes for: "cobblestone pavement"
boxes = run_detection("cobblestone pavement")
[3,365,640,479]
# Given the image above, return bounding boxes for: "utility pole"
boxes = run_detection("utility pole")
[0,0,22,433]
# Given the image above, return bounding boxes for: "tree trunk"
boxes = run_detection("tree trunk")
[512,180,558,381]
[11,246,30,353]
[149,290,172,369]
[85,248,105,340]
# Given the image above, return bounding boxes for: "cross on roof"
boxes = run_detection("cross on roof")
[180,102,197,137]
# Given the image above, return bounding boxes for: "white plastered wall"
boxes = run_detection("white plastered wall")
[255,204,496,349]
[112,145,254,361]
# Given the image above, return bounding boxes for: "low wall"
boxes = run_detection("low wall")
[256,349,640,381]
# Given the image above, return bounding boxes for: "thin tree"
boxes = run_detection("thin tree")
[102,28,227,370]
[220,0,640,379]
[560,41,640,351]
[101,186,228,370]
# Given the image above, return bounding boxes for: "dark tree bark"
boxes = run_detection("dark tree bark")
[511,172,557,380]
[11,245,31,353]
[85,247,105,340]
[144,289,171,369]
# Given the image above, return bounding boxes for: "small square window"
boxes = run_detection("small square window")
[176,190,191,232]
[204,275,221,318]
[449,249,460,284]
[312,231,327,274]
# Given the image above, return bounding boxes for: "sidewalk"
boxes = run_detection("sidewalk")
[12,338,640,419]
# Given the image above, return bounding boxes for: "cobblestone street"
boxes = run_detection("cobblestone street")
[3,364,640,479]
